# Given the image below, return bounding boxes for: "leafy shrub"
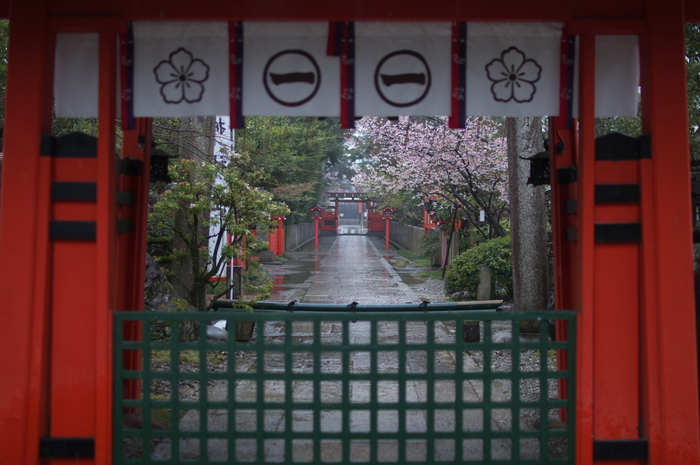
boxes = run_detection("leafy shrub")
[421,229,441,265]
[444,236,512,299]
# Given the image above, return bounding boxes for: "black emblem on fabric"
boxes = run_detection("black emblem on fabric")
[485,46,542,103]
[374,50,431,108]
[263,50,321,107]
[154,48,210,104]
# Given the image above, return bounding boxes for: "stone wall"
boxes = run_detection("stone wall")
[285,222,316,251]
[389,222,460,268]
[388,222,424,253]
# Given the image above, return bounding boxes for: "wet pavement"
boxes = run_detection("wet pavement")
[263,234,420,305]
[152,234,533,462]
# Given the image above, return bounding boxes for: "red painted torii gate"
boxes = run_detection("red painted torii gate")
[1,1,700,464]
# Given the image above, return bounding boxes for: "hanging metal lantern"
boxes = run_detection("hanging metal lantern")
[381,206,396,218]
[150,148,177,183]
[522,150,550,186]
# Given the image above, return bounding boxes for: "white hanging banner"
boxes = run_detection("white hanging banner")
[54,22,640,121]
[242,22,340,117]
[354,22,452,117]
[132,21,229,117]
[466,22,563,117]
[54,33,99,118]
[572,35,640,118]
[594,36,640,117]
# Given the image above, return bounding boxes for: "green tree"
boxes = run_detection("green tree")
[235,116,347,223]
[149,154,289,310]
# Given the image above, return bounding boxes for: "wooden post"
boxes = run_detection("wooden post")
[117,118,153,420]
[575,31,597,465]
[278,217,285,256]
[0,2,53,464]
[384,216,391,250]
[93,28,120,464]
[638,2,700,462]
[314,217,320,250]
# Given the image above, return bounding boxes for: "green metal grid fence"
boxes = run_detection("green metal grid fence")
[114,308,577,464]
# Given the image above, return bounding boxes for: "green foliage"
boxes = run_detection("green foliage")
[594,117,642,139]
[235,117,347,223]
[150,296,199,342]
[420,230,442,264]
[444,236,512,299]
[459,217,511,252]
[395,249,434,268]
[418,269,444,280]
[51,118,99,137]
[414,258,433,267]
[149,154,289,309]
[388,189,425,227]
[397,249,420,260]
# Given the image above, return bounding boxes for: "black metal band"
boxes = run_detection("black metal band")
[595,223,642,243]
[596,133,651,161]
[593,439,649,461]
[557,166,578,184]
[40,132,97,158]
[40,437,95,458]
[50,220,96,241]
[119,157,143,176]
[116,191,133,206]
[117,218,132,234]
[51,182,97,202]
[564,199,578,214]
[595,184,640,203]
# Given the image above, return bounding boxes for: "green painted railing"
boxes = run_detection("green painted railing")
[214,300,505,312]
[114,308,576,464]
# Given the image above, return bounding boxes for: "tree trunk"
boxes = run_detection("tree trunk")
[506,117,549,332]
[171,116,215,310]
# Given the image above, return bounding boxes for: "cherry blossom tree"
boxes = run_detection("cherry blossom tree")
[350,116,509,238]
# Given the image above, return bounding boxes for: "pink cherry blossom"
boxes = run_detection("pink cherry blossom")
[349,116,508,234]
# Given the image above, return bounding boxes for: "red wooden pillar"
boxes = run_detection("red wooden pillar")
[638,3,700,462]
[0,2,53,464]
[93,29,120,464]
[313,217,320,249]
[552,28,644,464]
[557,15,700,464]
[575,32,598,465]
[310,206,323,250]
[385,217,391,250]
[275,216,285,256]
[117,118,152,314]
[117,118,153,408]
[268,216,285,256]
[381,207,395,250]
[47,28,120,465]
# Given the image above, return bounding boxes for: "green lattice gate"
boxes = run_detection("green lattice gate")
[114,307,576,464]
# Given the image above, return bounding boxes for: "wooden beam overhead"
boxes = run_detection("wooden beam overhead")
[0,0,662,22]
[0,0,698,22]
[0,0,696,27]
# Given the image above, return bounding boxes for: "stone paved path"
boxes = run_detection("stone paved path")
[264,234,419,305]
[155,234,528,462]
